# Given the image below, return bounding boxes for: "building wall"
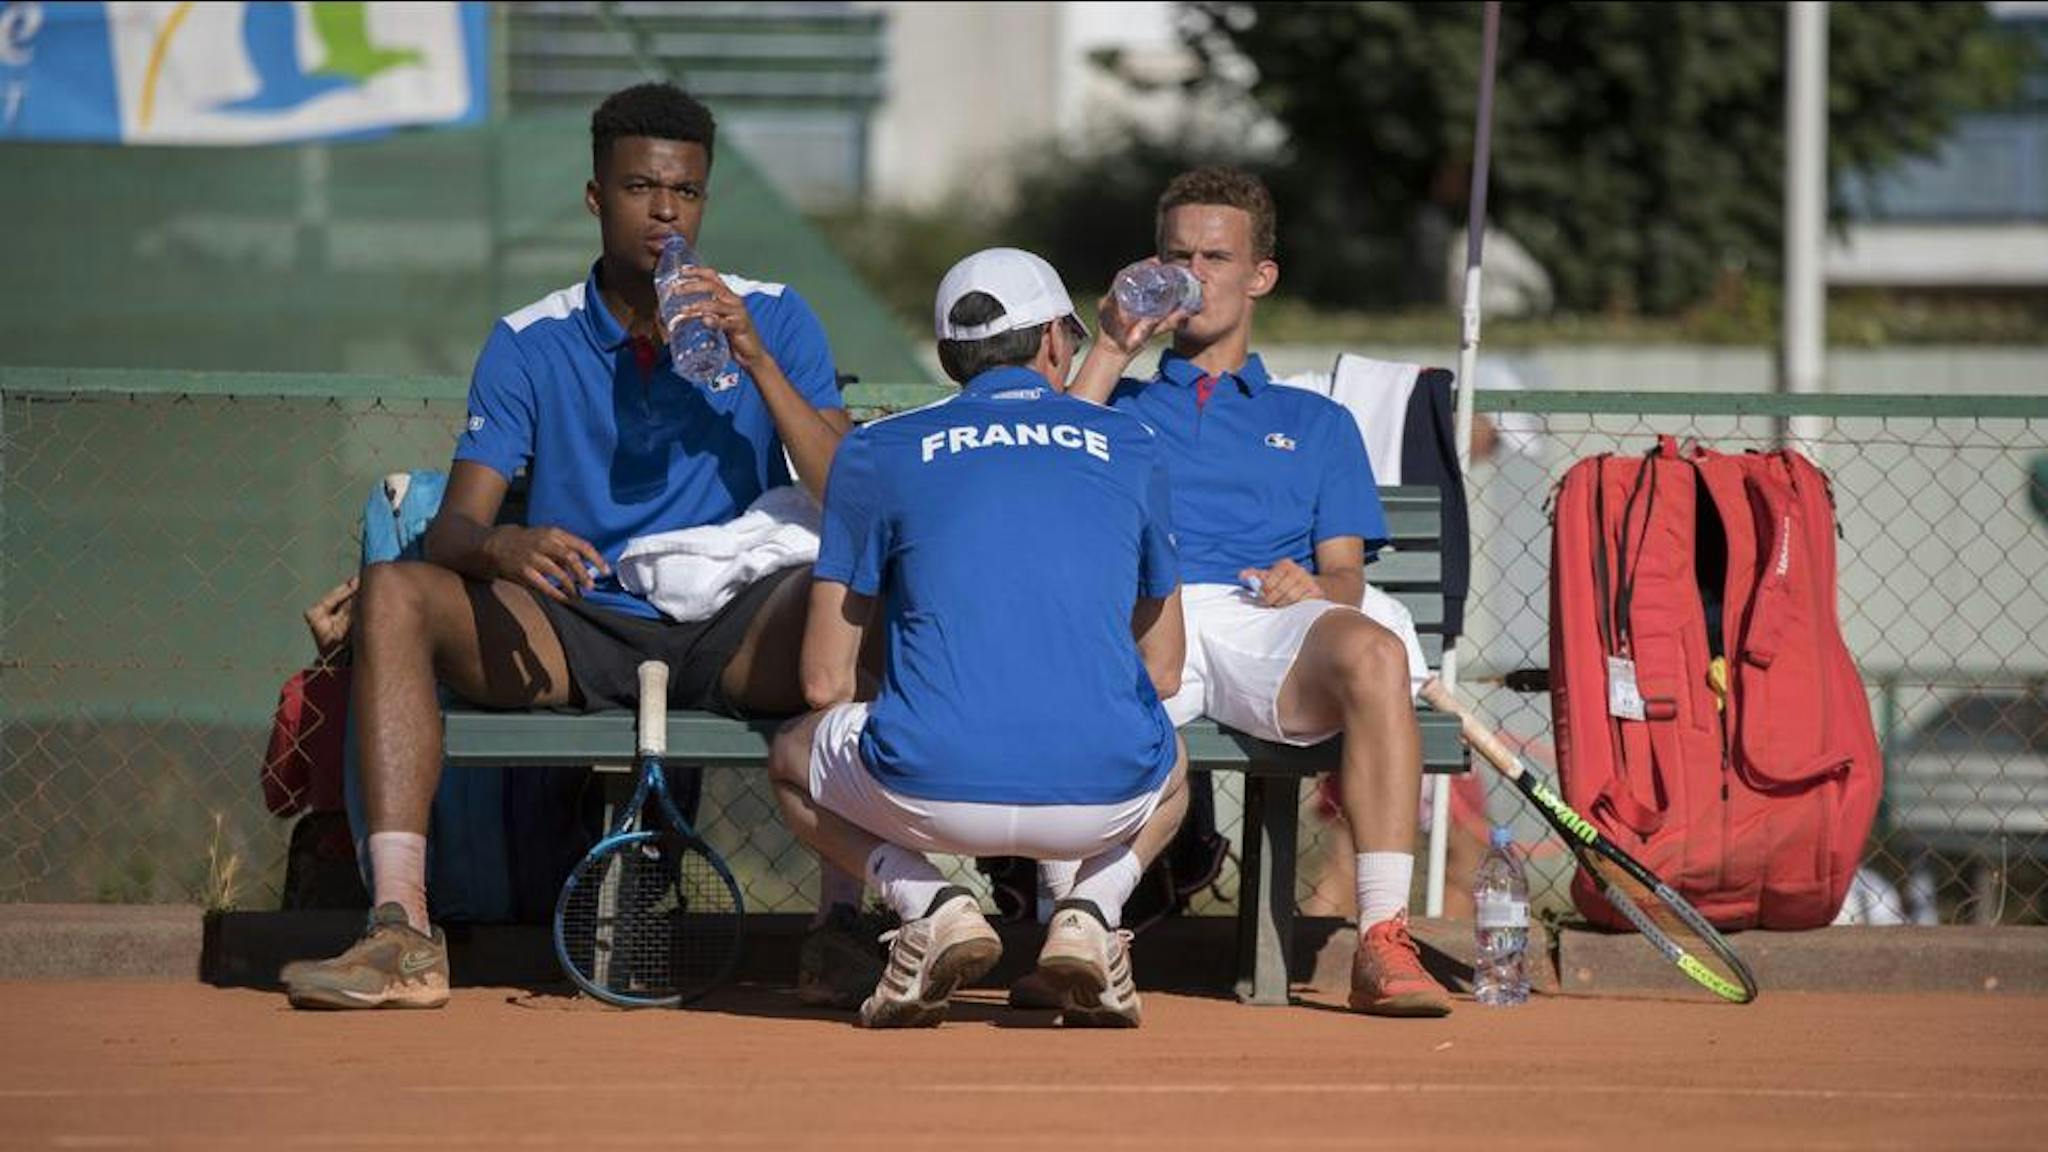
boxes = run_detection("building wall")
[859,1,1064,209]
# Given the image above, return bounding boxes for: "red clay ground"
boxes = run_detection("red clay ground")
[4,982,2044,1150]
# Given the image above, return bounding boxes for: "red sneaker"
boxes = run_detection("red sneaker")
[1348,911,1453,1017]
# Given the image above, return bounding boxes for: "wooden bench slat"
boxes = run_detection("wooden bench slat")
[1183,718,1465,775]
[1365,552,1441,584]
[1392,595,1444,628]
[442,710,1468,775]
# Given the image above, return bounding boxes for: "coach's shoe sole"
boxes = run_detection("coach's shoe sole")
[1005,967,1064,1011]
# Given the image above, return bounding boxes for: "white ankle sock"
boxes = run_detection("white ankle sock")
[1036,859,1080,924]
[1355,851,1414,930]
[815,862,865,925]
[1069,847,1143,929]
[367,831,430,934]
[865,843,949,923]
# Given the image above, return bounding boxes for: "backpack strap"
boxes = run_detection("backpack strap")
[1597,731,1670,837]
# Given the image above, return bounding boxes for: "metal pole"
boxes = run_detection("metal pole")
[1428,0,1501,918]
[1783,2,1828,458]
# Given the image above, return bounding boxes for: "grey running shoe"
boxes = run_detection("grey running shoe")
[797,902,896,1010]
[282,902,449,1010]
[857,891,1001,1029]
[1034,899,1141,1028]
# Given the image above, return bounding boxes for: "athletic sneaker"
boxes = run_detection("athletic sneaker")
[796,902,897,1010]
[1032,899,1141,1028]
[858,889,1001,1029]
[282,902,449,1010]
[1348,910,1453,1017]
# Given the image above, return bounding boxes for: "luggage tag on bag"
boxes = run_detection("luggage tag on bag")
[1606,656,1647,721]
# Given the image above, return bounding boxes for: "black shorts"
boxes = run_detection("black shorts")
[533,565,806,716]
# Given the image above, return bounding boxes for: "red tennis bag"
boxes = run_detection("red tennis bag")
[1549,436,1882,930]
[261,664,350,818]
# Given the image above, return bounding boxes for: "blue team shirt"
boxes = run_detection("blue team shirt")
[816,366,1180,806]
[454,262,841,617]
[1107,350,1386,585]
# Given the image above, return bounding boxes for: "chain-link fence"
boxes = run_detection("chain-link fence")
[0,372,464,907]
[3,373,2044,927]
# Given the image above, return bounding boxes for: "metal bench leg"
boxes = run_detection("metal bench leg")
[597,766,634,830]
[592,766,636,989]
[1234,775,1299,1005]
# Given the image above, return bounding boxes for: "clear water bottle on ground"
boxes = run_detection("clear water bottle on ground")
[1473,825,1531,1006]
[1111,260,1203,320]
[654,234,731,385]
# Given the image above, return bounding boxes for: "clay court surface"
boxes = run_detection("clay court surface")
[5,984,2045,1150]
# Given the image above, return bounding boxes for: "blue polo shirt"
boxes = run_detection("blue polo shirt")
[454,262,841,618]
[816,366,1180,806]
[1107,350,1386,585]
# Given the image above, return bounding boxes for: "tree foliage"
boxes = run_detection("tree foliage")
[1140,1,2033,314]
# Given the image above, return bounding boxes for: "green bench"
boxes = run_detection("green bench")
[441,485,1467,1005]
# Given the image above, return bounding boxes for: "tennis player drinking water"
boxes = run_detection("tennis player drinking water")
[767,247,1189,1029]
[1063,167,1453,1017]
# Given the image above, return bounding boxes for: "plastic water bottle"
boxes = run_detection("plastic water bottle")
[654,234,731,385]
[1112,260,1203,319]
[1473,825,1531,1006]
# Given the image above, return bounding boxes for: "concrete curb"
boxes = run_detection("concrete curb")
[0,904,204,981]
[1556,924,2048,998]
[2,905,2042,1000]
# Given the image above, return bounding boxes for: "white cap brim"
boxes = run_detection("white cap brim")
[934,247,1078,341]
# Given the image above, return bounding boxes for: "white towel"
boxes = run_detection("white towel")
[1326,354,1420,485]
[1276,369,1332,397]
[617,485,823,623]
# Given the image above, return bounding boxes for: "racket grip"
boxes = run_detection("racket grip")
[1418,678,1522,780]
[637,660,670,757]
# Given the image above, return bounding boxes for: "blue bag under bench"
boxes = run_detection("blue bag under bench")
[440,485,1468,1005]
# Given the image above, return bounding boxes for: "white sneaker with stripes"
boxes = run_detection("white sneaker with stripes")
[857,892,1002,1029]
[1033,900,1141,1028]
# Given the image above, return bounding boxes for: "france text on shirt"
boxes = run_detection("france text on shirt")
[918,422,1111,464]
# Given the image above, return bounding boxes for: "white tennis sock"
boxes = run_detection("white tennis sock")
[815,862,865,925]
[1356,851,1414,930]
[1069,847,1143,929]
[866,843,950,924]
[1036,859,1080,923]
[367,831,430,934]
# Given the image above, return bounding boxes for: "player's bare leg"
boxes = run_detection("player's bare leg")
[717,564,814,715]
[285,560,574,1010]
[1277,611,1451,1016]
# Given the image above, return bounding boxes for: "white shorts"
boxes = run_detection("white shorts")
[1165,582,1429,746]
[808,702,1167,859]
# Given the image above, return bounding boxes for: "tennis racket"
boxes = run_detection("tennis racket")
[553,660,744,1007]
[1419,678,1759,1004]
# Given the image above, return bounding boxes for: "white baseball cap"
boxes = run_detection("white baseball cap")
[933,247,1083,343]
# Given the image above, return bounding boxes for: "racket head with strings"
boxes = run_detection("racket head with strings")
[1420,680,1758,1005]
[1509,770,1758,1004]
[551,661,745,1007]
